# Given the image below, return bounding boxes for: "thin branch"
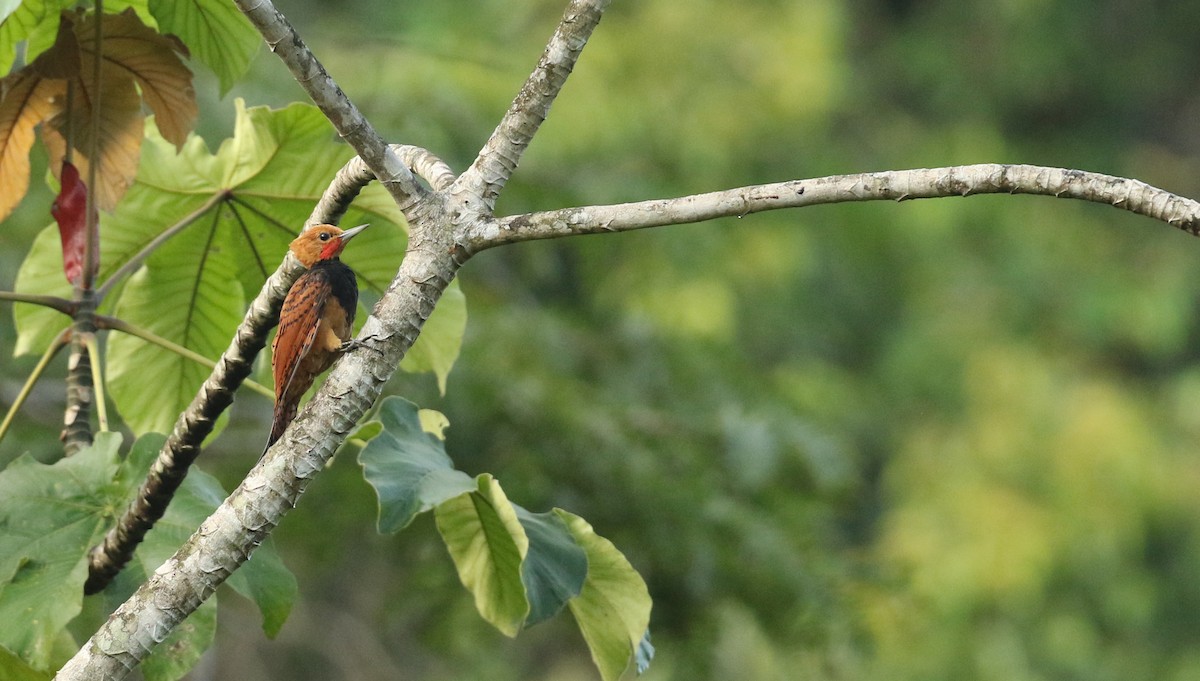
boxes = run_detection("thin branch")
[454,0,610,211]
[470,164,1200,250]
[231,0,428,215]
[0,328,71,447]
[0,290,76,315]
[96,315,273,399]
[95,190,230,299]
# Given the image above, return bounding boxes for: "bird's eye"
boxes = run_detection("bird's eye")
[318,232,331,241]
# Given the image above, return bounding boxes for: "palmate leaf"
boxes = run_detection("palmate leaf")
[0,8,195,221]
[0,432,296,678]
[0,433,121,671]
[12,101,423,441]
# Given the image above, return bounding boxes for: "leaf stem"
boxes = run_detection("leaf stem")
[0,290,76,315]
[95,190,230,300]
[81,0,103,292]
[83,332,108,432]
[0,328,71,448]
[96,315,274,399]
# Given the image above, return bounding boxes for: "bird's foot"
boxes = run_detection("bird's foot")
[339,335,386,355]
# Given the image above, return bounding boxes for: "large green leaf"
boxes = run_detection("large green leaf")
[0,433,122,671]
[13,101,420,439]
[148,0,258,94]
[434,474,530,638]
[0,0,54,75]
[558,510,654,681]
[400,278,466,394]
[358,396,475,533]
[0,644,50,681]
[106,228,245,435]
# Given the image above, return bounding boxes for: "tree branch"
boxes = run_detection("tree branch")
[469,164,1200,250]
[454,0,610,211]
[231,0,428,214]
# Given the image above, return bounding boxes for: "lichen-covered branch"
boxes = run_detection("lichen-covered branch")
[231,0,427,213]
[469,164,1200,250]
[454,0,610,211]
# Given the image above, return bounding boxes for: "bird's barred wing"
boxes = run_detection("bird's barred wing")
[272,268,333,402]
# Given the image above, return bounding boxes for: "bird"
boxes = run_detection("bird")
[266,223,369,453]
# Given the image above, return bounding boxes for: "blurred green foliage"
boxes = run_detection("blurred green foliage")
[6,0,1200,678]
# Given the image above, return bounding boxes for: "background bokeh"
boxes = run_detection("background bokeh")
[6,0,1200,678]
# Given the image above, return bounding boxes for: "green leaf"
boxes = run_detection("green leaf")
[105,227,245,436]
[359,396,474,533]
[434,474,530,638]
[557,510,654,681]
[0,644,51,681]
[0,1,51,75]
[148,0,259,94]
[401,279,466,394]
[224,538,296,639]
[13,100,412,437]
[515,507,587,627]
[0,433,122,670]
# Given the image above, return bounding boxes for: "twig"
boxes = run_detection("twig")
[82,332,107,432]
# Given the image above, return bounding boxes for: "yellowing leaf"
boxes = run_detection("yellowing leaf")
[0,71,63,222]
[41,51,143,213]
[77,9,196,148]
[0,9,195,221]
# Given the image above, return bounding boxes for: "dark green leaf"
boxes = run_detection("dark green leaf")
[358,396,474,533]
[515,507,587,627]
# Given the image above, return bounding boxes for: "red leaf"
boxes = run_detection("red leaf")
[51,160,94,285]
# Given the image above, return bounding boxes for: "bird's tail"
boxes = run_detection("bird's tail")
[262,400,299,457]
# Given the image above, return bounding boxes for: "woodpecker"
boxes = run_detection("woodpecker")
[266,223,368,452]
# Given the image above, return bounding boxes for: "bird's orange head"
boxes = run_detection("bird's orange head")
[289,224,369,267]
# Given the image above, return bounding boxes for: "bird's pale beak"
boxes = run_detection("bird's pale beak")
[340,223,369,241]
